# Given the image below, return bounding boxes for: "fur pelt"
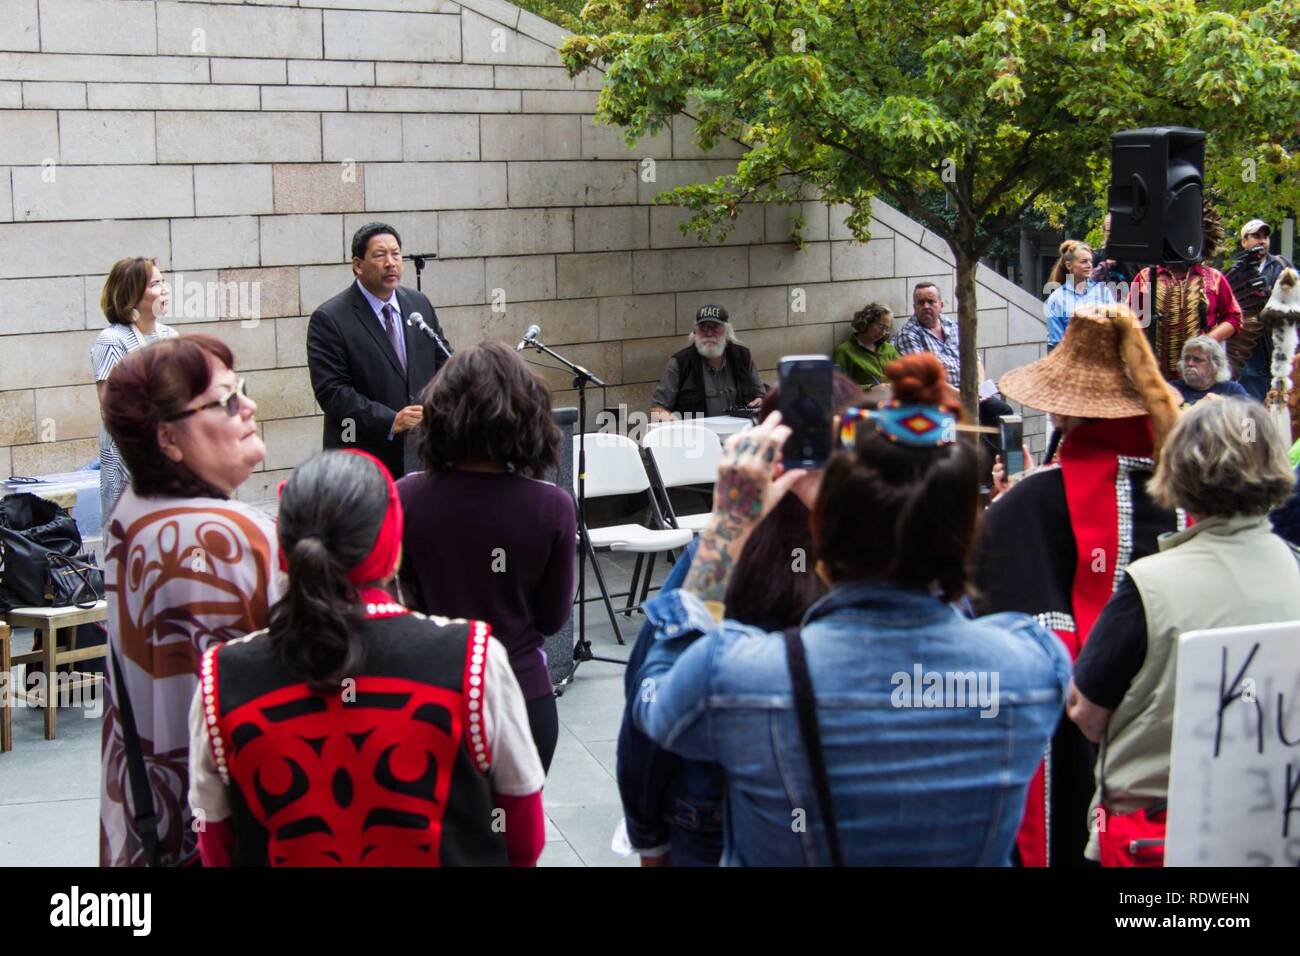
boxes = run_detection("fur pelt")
[1262,269,1300,440]
[1113,308,1181,460]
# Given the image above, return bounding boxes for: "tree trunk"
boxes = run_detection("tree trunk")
[953,244,981,422]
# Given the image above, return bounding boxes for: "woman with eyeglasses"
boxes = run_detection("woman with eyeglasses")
[97,334,281,866]
[631,354,1071,865]
[92,258,179,522]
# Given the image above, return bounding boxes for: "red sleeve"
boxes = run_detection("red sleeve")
[495,790,545,867]
[198,818,235,867]
[1210,269,1243,330]
[1126,269,1146,313]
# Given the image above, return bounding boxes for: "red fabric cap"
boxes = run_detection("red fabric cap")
[275,450,405,585]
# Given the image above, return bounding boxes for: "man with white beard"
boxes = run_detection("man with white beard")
[650,305,767,421]
[1173,335,1251,407]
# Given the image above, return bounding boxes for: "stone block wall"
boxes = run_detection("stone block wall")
[0,0,1049,504]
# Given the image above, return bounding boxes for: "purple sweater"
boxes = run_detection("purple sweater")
[396,469,576,701]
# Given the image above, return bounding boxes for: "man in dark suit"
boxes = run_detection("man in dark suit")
[307,222,451,478]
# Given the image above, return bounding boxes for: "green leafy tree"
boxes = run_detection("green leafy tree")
[560,0,1300,413]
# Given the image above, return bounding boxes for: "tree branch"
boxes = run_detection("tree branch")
[976,173,1061,255]
[973,127,1045,219]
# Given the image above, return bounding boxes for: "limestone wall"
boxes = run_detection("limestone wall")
[0,0,1049,504]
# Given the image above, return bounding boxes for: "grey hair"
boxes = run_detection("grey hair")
[1177,334,1230,384]
[688,321,738,346]
[1148,398,1294,517]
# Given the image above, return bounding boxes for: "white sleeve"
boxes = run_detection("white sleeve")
[91,332,127,382]
[480,636,545,797]
[186,684,232,824]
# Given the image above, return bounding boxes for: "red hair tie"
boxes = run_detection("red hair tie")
[276,450,404,585]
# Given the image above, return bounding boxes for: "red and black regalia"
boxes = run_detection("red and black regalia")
[197,593,508,866]
[973,304,1182,866]
[188,449,545,867]
[973,420,1179,866]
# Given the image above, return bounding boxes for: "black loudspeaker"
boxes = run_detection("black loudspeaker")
[1108,127,1205,265]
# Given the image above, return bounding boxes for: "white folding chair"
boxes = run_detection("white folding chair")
[575,432,693,646]
[641,421,724,534]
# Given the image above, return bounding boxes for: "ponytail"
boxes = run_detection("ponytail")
[1050,240,1093,287]
[267,535,364,693]
[265,451,391,692]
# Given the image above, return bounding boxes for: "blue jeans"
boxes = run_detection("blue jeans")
[616,541,724,865]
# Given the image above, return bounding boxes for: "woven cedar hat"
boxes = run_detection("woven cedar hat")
[998,303,1182,454]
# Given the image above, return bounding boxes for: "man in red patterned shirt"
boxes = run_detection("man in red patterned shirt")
[1127,261,1242,382]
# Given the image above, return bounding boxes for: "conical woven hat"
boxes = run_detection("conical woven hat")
[998,305,1180,419]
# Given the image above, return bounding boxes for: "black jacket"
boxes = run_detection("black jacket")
[306,282,448,479]
[669,341,763,415]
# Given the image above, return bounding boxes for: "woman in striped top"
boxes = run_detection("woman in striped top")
[91,258,178,522]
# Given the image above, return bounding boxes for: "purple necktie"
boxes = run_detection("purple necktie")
[382,303,406,372]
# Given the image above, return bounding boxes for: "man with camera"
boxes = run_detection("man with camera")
[1225,219,1295,400]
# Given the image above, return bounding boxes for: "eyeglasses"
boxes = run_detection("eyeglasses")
[164,378,248,421]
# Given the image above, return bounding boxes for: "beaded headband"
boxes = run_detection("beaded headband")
[839,403,958,449]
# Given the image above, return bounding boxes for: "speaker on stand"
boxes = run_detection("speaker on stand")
[1108,126,1205,267]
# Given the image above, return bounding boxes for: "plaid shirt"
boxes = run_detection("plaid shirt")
[892,315,961,387]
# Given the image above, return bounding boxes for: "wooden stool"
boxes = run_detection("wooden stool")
[1,622,11,753]
[5,601,108,742]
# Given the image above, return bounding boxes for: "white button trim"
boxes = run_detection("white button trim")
[200,647,231,784]
[465,621,492,774]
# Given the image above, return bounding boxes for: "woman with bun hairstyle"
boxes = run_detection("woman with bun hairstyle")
[187,450,546,867]
[1044,240,1114,352]
[630,354,1070,866]
[617,371,867,867]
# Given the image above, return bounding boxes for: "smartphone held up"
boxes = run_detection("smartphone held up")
[778,355,834,470]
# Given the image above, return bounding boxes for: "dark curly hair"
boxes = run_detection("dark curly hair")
[850,302,893,336]
[417,341,560,478]
[812,353,978,601]
[101,334,236,500]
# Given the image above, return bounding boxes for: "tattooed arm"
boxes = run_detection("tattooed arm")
[680,413,804,606]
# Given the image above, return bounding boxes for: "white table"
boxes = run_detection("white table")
[647,415,754,439]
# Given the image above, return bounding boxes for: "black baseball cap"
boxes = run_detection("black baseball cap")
[695,304,728,325]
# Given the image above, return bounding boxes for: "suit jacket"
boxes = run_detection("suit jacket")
[307,282,448,479]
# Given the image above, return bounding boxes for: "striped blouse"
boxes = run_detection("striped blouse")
[90,321,178,522]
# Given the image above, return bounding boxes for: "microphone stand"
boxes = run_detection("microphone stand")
[403,304,451,476]
[407,252,436,292]
[522,337,626,673]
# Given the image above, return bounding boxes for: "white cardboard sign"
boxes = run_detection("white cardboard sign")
[1166,620,1300,866]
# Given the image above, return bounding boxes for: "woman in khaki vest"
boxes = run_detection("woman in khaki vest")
[1068,398,1300,866]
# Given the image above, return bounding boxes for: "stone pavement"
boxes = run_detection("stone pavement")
[0,551,656,868]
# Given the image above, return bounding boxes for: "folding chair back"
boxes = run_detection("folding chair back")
[573,432,651,499]
[641,422,723,488]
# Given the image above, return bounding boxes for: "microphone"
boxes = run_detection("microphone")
[516,324,541,351]
[407,311,453,359]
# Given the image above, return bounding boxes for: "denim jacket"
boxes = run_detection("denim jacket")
[616,541,727,864]
[633,580,1071,866]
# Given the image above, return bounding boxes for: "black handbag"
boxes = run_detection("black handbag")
[0,493,83,611]
[45,552,105,609]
